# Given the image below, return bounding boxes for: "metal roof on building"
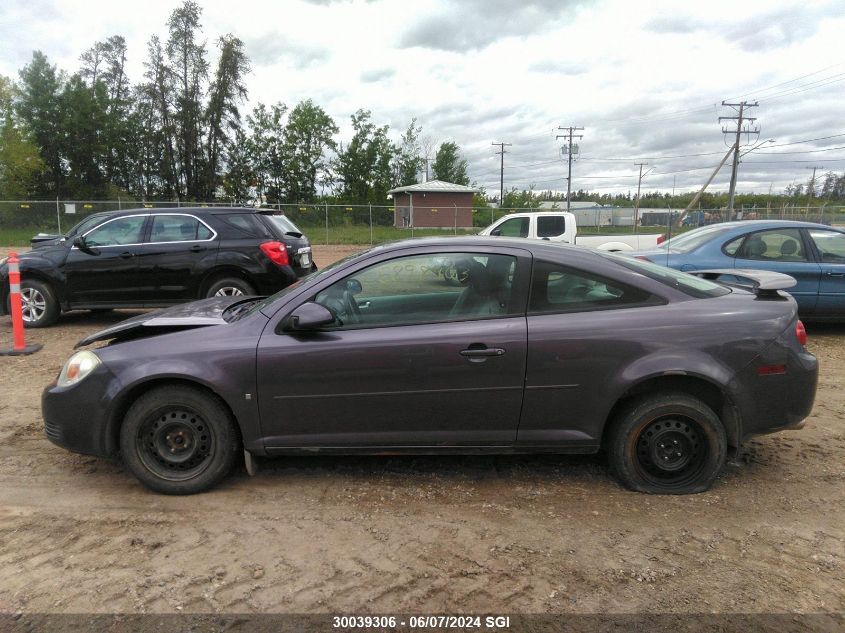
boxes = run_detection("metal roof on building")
[388,180,479,195]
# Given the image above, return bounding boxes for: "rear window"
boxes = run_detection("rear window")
[266,214,304,236]
[660,224,734,253]
[606,253,731,298]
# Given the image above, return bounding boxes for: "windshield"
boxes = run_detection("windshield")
[267,214,304,236]
[659,224,734,253]
[242,247,373,317]
[67,214,108,237]
[604,252,731,298]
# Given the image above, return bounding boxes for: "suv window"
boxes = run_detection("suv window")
[737,228,807,261]
[808,230,845,262]
[84,216,147,247]
[150,215,212,242]
[537,215,566,238]
[219,213,274,238]
[495,217,529,237]
[530,260,654,313]
[313,253,518,328]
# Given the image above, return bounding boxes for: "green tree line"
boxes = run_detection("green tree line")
[0,1,472,207]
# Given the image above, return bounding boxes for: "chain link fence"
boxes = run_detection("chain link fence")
[1,199,844,246]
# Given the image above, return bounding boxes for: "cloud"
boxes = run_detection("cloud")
[398,0,589,52]
[528,60,585,75]
[644,15,702,34]
[245,34,329,68]
[360,67,395,83]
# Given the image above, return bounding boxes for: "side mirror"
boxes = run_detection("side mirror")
[286,302,335,330]
[490,229,501,237]
[73,235,99,255]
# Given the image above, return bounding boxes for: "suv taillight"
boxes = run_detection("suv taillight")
[259,241,290,267]
[795,320,807,346]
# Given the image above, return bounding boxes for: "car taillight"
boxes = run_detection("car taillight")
[656,234,666,245]
[259,241,289,267]
[795,320,807,346]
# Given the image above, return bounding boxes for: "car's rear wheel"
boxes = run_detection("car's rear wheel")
[120,385,239,494]
[20,280,60,328]
[607,393,726,494]
[205,277,255,298]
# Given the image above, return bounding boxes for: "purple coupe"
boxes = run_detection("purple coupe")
[42,237,817,495]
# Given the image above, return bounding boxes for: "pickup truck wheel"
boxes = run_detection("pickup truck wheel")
[19,280,60,328]
[607,393,726,494]
[205,277,255,298]
[120,385,239,495]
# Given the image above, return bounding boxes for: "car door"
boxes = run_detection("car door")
[63,214,148,306]
[806,228,845,317]
[135,213,218,304]
[256,248,530,449]
[491,216,530,238]
[518,260,664,448]
[732,227,821,314]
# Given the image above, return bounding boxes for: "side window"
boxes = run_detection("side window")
[84,216,146,247]
[723,235,744,256]
[537,215,566,238]
[313,253,518,328]
[149,215,211,242]
[738,229,806,262]
[495,217,529,237]
[529,260,654,313]
[219,213,271,238]
[808,230,845,262]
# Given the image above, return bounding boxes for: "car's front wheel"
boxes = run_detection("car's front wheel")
[120,385,240,494]
[607,393,727,494]
[205,277,255,298]
[20,279,60,328]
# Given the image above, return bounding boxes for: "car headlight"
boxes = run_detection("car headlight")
[57,350,101,387]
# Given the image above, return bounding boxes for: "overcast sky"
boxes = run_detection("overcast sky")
[1,0,844,197]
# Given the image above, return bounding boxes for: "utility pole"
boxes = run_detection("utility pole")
[806,165,824,198]
[720,100,759,222]
[556,126,584,211]
[633,162,651,230]
[422,155,432,182]
[492,142,511,209]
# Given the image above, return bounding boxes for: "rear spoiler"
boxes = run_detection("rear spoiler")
[688,269,797,298]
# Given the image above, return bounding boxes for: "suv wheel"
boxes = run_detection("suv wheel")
[607,393,727,494]
[20,280,60,328]
[120,385,240,494]
[205,277,255,298]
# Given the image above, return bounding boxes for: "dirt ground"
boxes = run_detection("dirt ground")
[0,244,843,618]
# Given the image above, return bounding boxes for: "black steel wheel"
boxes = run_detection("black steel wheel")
[608,393,726,494]
[120,385,240,494]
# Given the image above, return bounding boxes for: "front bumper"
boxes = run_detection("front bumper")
[42,364,123,457]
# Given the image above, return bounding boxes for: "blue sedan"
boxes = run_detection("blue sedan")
[631,220,845,319]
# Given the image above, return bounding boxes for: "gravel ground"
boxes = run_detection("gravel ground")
[0,244,843,618]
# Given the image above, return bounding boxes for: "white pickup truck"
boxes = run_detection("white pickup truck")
[478,211,664,252]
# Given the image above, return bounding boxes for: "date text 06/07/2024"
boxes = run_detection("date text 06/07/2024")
[332,615,511,629]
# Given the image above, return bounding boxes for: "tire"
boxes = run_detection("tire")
[607,393,727,495]
[119,385,240,495]
[205,277,255,298]
[20,279,60,328]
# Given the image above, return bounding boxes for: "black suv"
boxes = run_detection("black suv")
[0,207,314,327]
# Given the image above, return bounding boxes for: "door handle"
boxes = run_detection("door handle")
[460,347,506,358]
[824,271,845,277]
[119,251,134,259]
[190,245,205,252]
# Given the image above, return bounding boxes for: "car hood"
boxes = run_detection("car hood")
[75,296,250,348]
[31,233,65,248]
